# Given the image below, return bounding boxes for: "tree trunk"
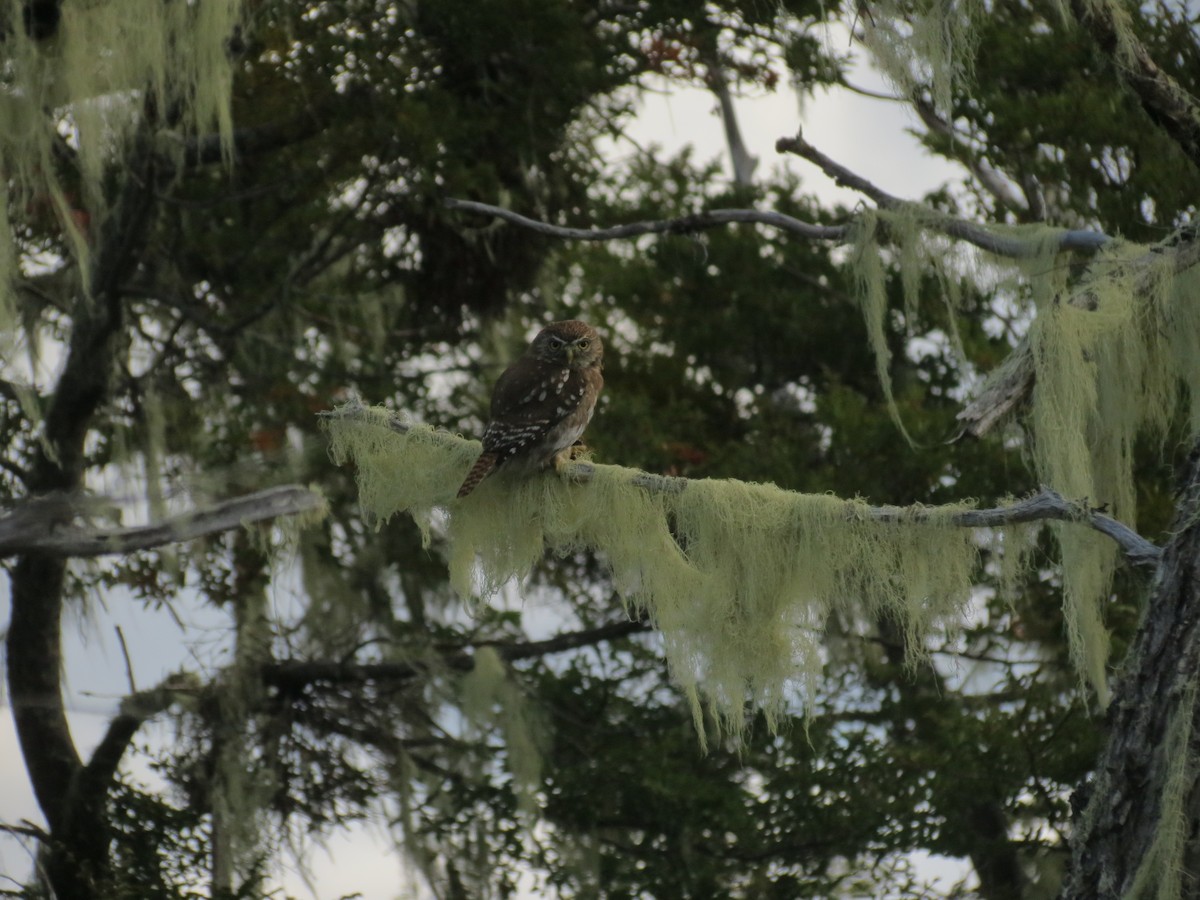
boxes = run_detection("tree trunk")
[4,133,158,900]
[1062,438,1200,898]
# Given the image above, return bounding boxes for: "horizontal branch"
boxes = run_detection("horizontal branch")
[957,230,1200,438]
[0,485,325,557]
[869,488,1161,568]
[263,618,650,690]
[775,130,1110,256]
[445,197,847,242]
[319,399,1161,568]
[446,138,1107,260]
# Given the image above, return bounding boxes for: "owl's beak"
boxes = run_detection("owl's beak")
[565,345,577,364]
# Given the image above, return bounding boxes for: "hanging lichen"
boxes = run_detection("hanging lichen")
[0,0,243,381]
[848,206,974,445]
[459,646,546,815]
[846,207,1195,700]
[1124,681,1198,900]
[849,210,910,443]
[858,0,986,113]
[1023,239,1198,699]
[325,404,984,743]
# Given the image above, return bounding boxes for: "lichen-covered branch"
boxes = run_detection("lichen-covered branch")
[957,230,1200,438]
[0,485,326,558]
[318,399,1161,568]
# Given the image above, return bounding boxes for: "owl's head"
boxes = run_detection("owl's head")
[530,320,603,368]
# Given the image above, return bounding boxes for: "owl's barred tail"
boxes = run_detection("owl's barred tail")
[457,452,498,498]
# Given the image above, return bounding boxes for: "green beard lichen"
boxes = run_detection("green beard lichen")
[460,646,546,815]
[850,207,1200,702]
[325,405,982,743]
[1025,240,1199,700]
[1124,681,1198,900]
[0,0,242,280]
[857,0,985,113]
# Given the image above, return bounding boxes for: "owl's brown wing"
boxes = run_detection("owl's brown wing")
[459,351,600,498]
[484,364,595,454]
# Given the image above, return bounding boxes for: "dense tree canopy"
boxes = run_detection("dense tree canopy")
[3,1,1200,898]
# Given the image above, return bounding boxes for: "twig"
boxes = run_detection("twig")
[775,130,1110,256]
[0,485,325,557]
[115,626,137,694]
[0,822,48,841]
[319,399,1162,568]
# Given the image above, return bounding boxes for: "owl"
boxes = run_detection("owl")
[457,320,604,498]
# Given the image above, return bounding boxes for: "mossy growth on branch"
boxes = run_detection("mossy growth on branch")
[324,404,994,744]
[851,207,1200,701]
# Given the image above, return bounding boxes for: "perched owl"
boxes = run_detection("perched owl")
[457,320,604,498]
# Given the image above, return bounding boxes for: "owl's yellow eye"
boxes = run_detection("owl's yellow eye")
[548,338,564,350]
[577,339,590,350]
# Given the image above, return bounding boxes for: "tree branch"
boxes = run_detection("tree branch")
[956,229,1200,438]
[774,129,1110,256]
[262,618,651,690]
[446,130,1110,261]
[0,485,325,558]
[444,197,847,242]
[911,97,1031,217]
[319,400,1161,568]
[1071,0,1200,171]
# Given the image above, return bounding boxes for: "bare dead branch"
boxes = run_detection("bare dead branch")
[775,130,1110,256]
[444,197,847,242]
[447,131,1109,260]
[115,626,137,694]
[319,400,1161,568]
[0,485,325,557]
[953,341,1034,439]
[911,98,1030,216]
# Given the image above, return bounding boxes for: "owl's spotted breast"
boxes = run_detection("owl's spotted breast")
[457,321,603,498]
